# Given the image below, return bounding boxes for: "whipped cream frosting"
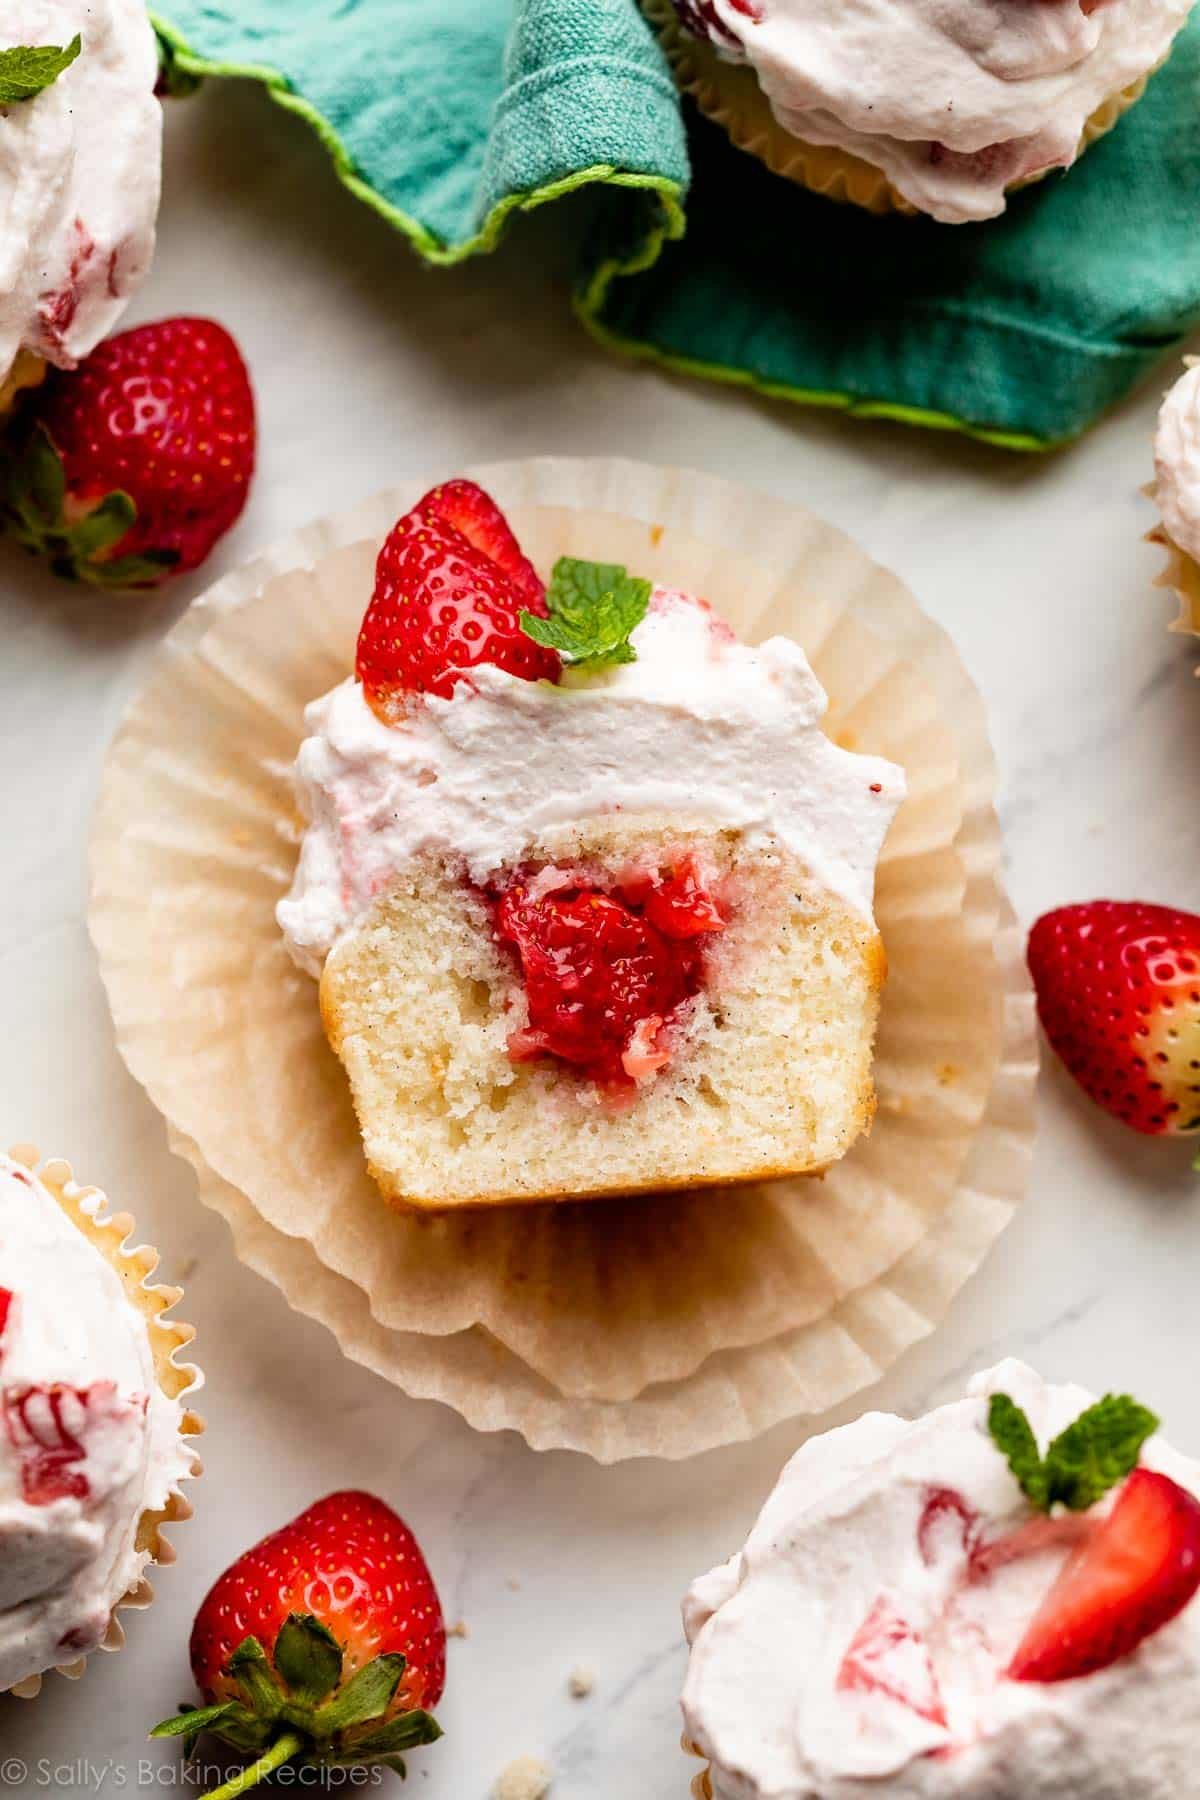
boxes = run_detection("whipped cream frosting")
[277,586,905,977]
[0,1154,190,1691]
[682,1360,1200,1800]
[691,0,1192,222]
[1153,359,1200,565]
[0,0,161,378]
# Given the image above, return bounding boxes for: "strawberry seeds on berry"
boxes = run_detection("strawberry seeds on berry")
[152,1490,444,1797]
[1027,901,1200,1155]
[356,482,559,719]
[1009,1468,1200,1684]
[1,316,255,588]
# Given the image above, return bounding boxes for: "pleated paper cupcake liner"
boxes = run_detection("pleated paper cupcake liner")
[165,884,1029,1463]
[3,1147,203,1697]
[90,457,1034,1457]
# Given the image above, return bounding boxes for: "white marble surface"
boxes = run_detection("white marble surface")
[1,75,1198,1800]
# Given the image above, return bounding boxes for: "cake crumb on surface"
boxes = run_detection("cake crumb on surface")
[492,1755,553,1800]
[568,1665,595,1698]
[447,1618,470,1638]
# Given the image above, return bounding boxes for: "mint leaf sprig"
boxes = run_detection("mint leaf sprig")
[0,36,81,104]
[520,556,651,672]
[988,1392,1159,1514]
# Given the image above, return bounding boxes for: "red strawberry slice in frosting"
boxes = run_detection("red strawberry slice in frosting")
[918,1486,980,1571]
[1008,1469,1200,1683]
[837,1595,948,1727]
[420,478,545,606]
[4,1381,144,1507]
[0,1287,13,1352]
[356,484,560,718]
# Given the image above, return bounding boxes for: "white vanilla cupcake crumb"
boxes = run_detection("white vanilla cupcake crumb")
[568,1665,595,1698]
[492,1755,553,1800]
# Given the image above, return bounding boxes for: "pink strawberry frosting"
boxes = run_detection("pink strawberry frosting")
[682,1362,1200,1798]
[676,0,1193,222]
[278,585,904,976]
[0,1154,192,1690]
[0,0,161,379]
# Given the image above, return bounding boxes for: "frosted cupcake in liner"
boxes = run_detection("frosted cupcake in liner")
[276,486,906,1211]
[683,1361,1200,1798]
[643,0,1191,223]
[1149,356,1200,643]
[89,457,1034,1459]
[0,1146,201,1697]
[0,0,162,409]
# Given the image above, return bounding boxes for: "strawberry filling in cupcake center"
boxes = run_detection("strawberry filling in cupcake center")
[491,864,728,1090]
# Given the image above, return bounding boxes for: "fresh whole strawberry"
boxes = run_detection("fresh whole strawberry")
[1028,901,1200,1157]
[1009,1468,1200,1683]
[356,481,559,718]
[2,316,255,588]
[152,1490,444,1793]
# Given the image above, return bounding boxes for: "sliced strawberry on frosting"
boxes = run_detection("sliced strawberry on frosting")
[1009,1469,1200,1683]
[355,489,560,718]
[4,1380,144,1507]
[419,479,545,606]
[837,1595,948,1726]
[0,1287,13,1350]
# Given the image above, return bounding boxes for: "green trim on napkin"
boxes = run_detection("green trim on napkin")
[151,2,1200,451]
[575,267,1051,455]
[151,15,686,269]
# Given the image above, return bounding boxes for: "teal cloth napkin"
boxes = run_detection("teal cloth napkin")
[153,0,1200,449]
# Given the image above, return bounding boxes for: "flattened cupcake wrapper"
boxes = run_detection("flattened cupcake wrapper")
[3,1146,203,1699]
[89,455,1035,1460]
[642,0,1150,219]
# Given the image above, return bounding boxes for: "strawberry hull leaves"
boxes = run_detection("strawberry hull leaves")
[0,317,255,590]
[2,425,177,588]
[152,1611,441,1788]
[157,1490,445,1798]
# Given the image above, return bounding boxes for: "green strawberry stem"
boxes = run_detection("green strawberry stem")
[200,1731,305,1800]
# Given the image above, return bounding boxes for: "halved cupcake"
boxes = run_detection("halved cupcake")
[0,1147,200,1697]
[277,480,904,1210]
